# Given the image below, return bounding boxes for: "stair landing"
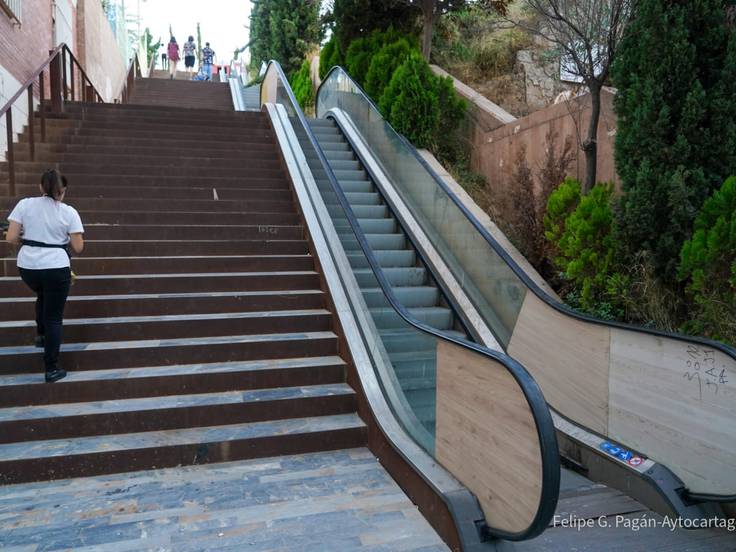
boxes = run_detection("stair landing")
[0,448,448,551]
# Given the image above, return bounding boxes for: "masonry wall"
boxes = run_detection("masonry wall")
[0,0,76,161]
[477,88,619,198]
[76,0,127,102]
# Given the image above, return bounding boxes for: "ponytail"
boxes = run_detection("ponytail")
[41,169,67,200]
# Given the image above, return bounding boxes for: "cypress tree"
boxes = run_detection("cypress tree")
[249,0,319,76]
[612,0,736,281]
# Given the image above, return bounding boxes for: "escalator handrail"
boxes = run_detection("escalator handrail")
[264,59,560,541]
[316,65,736,369]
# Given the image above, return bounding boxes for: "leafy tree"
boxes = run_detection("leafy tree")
[521,0,634,193]
[380,53,441,148]
[364,38,417,99]
[319,36,344,78]
[330,0,418,51]
[613,0,736,281]
[345,28,408,86]
[551,182,617,312]
[249,0,320,76]
[678,177,736,344]
[544,178,582,263]
[291,59,315,110]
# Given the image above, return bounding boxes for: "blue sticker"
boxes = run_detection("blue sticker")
[617,450,633,462]
[608,446,621,455]
[600,442,613,452]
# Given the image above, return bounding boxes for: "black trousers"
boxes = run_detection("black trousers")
[19,267,71,371]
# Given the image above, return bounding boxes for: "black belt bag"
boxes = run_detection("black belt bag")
[21,239,71,258]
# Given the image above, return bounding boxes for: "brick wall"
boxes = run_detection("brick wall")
[76,0,127,102]
[0,0,55,87]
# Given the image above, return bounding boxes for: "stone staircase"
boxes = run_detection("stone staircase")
[0,99,366,484]
[305,117,468,431]
[129,76,233,109]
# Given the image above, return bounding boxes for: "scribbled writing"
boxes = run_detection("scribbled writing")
[683,345,728,400]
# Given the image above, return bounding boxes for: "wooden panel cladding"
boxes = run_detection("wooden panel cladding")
[609,328,736,496]
[436,340,543,534]
[508,292,610,435]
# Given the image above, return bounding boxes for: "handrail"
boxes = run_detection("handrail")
[263,59,561,542]
[1,43,104,197]
[316,65,736,501]
[117,54,142,104]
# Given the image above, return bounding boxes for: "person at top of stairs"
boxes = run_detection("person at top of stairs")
[202,42,216,81]
[167,37,180,80]
[183,35,197,80]
[4,170,84,383]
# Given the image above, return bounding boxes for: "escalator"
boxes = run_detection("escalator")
[258,61,562,547]
[308,66,736,524]
[307,117,469,432]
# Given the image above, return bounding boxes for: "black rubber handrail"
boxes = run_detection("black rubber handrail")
[264,59,560,542]
[316,65,736,501]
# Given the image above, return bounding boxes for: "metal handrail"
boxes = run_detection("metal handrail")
[316,65,736,501]
[117,54,142,104]
[1,43,104,197]
[263,59,561,542]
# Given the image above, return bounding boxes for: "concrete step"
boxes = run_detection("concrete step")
[2,254,314,277]
[0,331,340,375]
[1,239,309,258]
[0,290,325,321]
[0,309,332,347]
[3,162,281,179]
[0,355,346,408]
[13,186,291,201]
[0,270,320,297]
[71,210,299,225]
[0,413,366,484]
[1,173,289,189]
[0,383,355,443]
[1,197,296,214]
[76,224,303,240]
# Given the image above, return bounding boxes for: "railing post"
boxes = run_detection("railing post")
[39,71,46,142]
[49,50,63,113]
[5,110,15,197]
[70,59,76,102]
[61,48,68,101]
[27,83,35,162]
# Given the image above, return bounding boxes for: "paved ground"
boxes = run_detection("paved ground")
[0,448,448,552]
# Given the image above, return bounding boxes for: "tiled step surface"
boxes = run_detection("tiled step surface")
[0,449,448,551]
[0,90,366,484]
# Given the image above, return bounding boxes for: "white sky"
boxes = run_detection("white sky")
[138,0,252,64]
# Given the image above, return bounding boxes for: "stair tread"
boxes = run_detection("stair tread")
[0,383,354,422]
[0,288,324,305]
[0,331,338,357]
[0,355,346,388]
[0,413,365,462]
[0,270,317,282]
[0,308,331,328]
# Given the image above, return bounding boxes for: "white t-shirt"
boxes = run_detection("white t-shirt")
[7,197,84,270]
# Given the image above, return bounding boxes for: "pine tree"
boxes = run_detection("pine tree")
[612,0,736,281]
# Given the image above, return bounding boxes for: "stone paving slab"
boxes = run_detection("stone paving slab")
[0,448,448,552]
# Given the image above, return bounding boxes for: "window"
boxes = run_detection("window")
[0,0,21,23]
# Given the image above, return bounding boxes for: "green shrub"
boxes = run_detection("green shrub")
[435,73,467,161]
[380,53,440,148]
[364,38,416,101]
[319,36,343,79]
[543,178,582,254]
[678,176,736,344]
[552,183,618,312]
[290,59,314,111]
[344,27,413,87]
